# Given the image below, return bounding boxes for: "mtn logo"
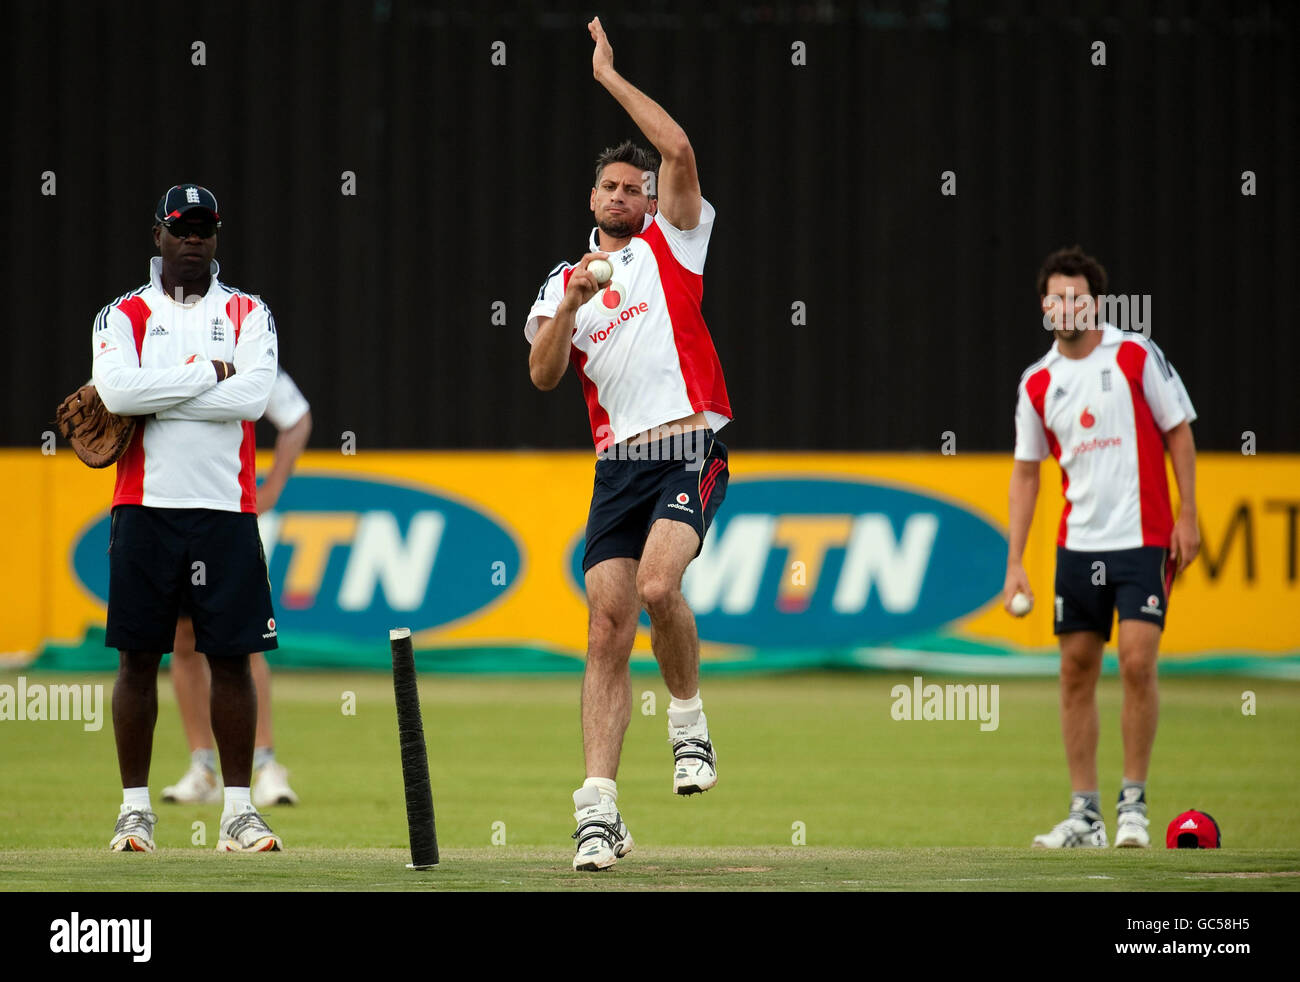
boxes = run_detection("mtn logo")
[72,475,521,640]
[569,477,1006,646]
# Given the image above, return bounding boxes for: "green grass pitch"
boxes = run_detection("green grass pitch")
[1,670,1297,891]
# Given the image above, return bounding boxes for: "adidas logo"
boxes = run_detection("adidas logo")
[148,325,168,336]
[1054,387,1067,398]
[1180,818,1198,830]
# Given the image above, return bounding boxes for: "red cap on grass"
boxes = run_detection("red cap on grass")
[1166,810,1221,848]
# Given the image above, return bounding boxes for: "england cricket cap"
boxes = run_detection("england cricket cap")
[1166,809,1221,848]
[155,184,221,225]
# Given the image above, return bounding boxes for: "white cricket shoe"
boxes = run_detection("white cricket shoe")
[109,806,158,853]
[216,806,283,852]
[571,786,634,872]
[1114,810,1151,848]
[252,761,299,808]
[1033,798,1108,848]
[670,713,718,795]
[161,761,222,805]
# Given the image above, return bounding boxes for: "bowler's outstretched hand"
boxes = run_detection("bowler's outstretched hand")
[589,16,614,77]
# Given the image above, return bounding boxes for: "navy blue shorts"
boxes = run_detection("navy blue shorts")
[105,505,278,657]
[1053,545,1175,641]
[582,429,729,572]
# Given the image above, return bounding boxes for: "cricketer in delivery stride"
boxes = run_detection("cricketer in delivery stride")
[525,18,733,871]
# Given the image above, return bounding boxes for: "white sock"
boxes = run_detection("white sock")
[668,693,703,728]
[582,776,618,804]
[192,748,217,772]
[223,786,252,817]
[122,787,151,812]
[253,746,274,771]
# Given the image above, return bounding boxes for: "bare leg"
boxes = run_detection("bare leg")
[636,519,703,699]
[1117,619,1161,782]
[207,653,256,788]
[113,651,164,788]
[1058,630,1106,791]
[250,652,274,749]
[169,615,214,753]
[581,558,640,779]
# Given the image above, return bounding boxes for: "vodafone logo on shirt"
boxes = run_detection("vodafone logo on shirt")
[599,283,626,310]
[1072,435,1122,456]
[590,299,651,345]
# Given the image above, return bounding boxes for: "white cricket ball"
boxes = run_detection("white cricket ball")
[1009,592,1033,617]
[588,259,613,285]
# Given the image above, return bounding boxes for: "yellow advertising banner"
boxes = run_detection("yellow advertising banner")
[3,450,1297,666]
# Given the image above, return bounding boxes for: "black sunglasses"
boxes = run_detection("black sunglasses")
[162,218,219,240]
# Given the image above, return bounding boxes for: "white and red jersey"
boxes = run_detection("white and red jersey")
[264,369,310,431]
[1014,324,1196,551]
[90,257,279,513]
[524,199,732,451]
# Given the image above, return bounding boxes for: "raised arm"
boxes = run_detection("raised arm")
[588,16,701,231]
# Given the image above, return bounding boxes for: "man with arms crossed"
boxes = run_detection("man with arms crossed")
[162,368,311,808]
[1006,246,1199,849]
[95,184,283,852]
[525,17,732,871]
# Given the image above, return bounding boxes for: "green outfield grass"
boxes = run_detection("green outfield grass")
[4,847,1299,892]
[2,671,1297,891]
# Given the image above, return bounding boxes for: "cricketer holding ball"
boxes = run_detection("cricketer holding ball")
[524,17,733,872]
[1006,246,1199,850]
[587,258,613,284]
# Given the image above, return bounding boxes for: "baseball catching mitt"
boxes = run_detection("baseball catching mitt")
[55,384,137,468]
